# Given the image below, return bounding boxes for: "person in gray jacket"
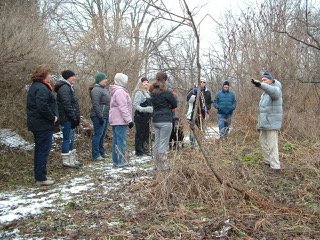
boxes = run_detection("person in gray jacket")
[133,77,153,156]
[251,71,283,172]
[90,72,111,160]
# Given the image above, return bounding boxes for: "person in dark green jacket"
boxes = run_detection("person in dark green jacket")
[27,65,58,186]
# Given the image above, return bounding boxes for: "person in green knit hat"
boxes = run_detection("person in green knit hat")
[90,71,111,161]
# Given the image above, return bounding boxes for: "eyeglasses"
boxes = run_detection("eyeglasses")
[200,81,206,83]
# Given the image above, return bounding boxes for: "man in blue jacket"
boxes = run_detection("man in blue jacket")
[213,80,236,138]
[251,71,283,172]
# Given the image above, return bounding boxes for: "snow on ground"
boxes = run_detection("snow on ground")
[0,126,220,238]
[0,129,33,151]
[0,155,152,225]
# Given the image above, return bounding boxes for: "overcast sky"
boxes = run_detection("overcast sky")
[163,0,251,50]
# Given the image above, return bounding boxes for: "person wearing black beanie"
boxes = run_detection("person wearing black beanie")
[61,70,75,80]
[54,70,82,168]
[213,80,236,139]
[251,70,283,172]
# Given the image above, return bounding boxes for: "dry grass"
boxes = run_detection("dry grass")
[0,117,319,238]
[131,121,320,239]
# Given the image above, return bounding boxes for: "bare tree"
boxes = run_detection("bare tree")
[0,0,57,133]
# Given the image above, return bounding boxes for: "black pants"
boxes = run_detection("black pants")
[134,114,151,155]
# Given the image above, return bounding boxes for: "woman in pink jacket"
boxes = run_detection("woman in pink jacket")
[109,73,134,167]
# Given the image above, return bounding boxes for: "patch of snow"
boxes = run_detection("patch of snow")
[0,129,33,151]
[0,156,153,225]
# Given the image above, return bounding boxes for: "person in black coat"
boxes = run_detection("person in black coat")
[150,71,177,171]
[185,77,212,144]
[27,65,58,186]
[133,77,153,156]
[54,70,81,168]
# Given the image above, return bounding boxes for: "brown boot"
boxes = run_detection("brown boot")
[36,179,55,186]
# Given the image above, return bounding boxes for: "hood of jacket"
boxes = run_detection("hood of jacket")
[109,84,128,95]
[54,79,71,92]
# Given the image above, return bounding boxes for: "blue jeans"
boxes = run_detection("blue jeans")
[91,116,108,159]
[61,121,75,153]
[111,125,127,166]
[217,113,232,137]
[32,130,53,181]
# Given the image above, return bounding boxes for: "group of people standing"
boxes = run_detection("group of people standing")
[26,65,283,186]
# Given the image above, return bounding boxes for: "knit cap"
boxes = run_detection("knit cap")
[95,72,107,84]
[114,73,128,87]
[223,80,230,86]
[262,71,273,80]
[61,70,75,80]
[140,77,148,83]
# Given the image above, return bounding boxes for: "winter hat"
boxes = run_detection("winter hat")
[200,77,207,83]
[114,73,128,87]
[223,80,230,86]
[140,77,148,83]
[262,71,273,80]
[95,72,107,84]
[61,70,75,80]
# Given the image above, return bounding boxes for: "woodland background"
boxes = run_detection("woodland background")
[0,0,320,239]
[0,0,319,140]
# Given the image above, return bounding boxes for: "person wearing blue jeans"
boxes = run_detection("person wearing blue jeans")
[27,65,58,186]
[91,116,108,159]
[54,70,81,168]
[61,121,75,153]
[90,72,111,160]
[109,73,134,167]
[213,80,236,139]
[111,125,128,166]
[217,113,233,137]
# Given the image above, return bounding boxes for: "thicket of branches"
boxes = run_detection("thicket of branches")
[0,0,319,140]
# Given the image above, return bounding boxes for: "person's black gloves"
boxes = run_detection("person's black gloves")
[71,118,80,129]
[128,122,134,129]
[70,120,77,129]
[98,117,104,125]
[251,79,261,87]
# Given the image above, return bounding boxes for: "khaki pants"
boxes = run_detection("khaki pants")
[259,130,281,169]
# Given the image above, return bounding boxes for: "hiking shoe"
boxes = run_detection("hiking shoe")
[101,154,109,159]
[113,162,128,168]
[94,156,104,161]
[36,179,55,186]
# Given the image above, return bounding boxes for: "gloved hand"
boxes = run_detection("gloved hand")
[99,117,105,125]
[193,87,198,95]
[144,106,153,113]
[70,120,77,129]
[128,122,134,129]
[189,95,196,103]
[71,118,80,129]
[251,79,261,87]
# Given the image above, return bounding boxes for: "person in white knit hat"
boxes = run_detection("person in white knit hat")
[109,73,134,167]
